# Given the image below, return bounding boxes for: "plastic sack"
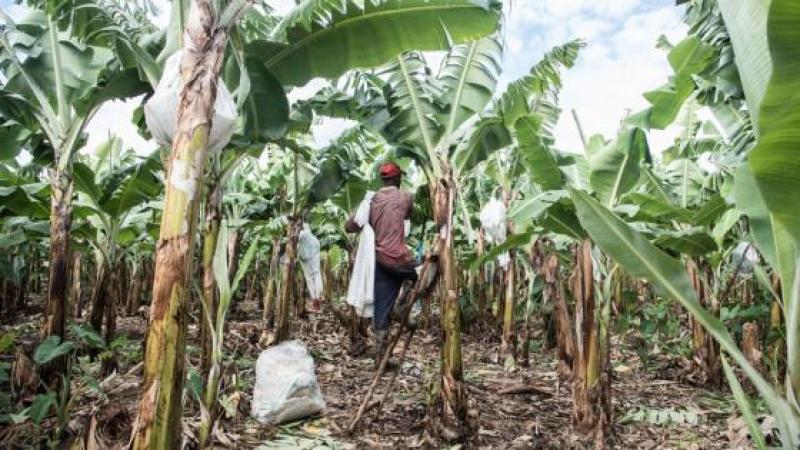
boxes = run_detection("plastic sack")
[480,197,507,244]
[144,51,237,154]
[298,224,324,300]
[346,192,375,318]
[479,197,510,269]
[251,340,326,425]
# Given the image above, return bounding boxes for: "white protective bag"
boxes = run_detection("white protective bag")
[251,340,326,425]
[298,224,324,299]
[144,51,237,154]
[479,197,510,269]
[346,191,376,317]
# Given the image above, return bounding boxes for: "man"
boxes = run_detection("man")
[346,161,417,366]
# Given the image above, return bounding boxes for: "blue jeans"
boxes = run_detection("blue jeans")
[373,262,417,331]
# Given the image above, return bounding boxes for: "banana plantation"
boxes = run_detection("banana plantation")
[1,0,799,448]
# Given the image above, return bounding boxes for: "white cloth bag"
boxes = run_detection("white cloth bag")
[298,224,323,299]
[346,192,376,318]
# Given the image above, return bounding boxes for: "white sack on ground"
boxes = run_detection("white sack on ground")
[144,51,237,154]
[298,224,324,299]
[251,340,326,425]
[479,197,510,269]
[346,192,375,318]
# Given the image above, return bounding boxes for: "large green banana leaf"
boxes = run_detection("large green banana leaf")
[494,39,584,128]
[720,0,800,243]
[637,36,715,129]
[224,55,289,141]
[652,228,718,256]
[516,115,562,191]
[438,34,503,135]
[570,189,799,445]
[451,115,511,175]
[588,127,648,207]
[382,51,443,162]
[254,0,501,87]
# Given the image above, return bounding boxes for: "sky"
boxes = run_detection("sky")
[1,0,688,157]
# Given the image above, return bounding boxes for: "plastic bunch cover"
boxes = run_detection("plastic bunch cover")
[298,224,324,300]
[144,51,237,154]
[346,192,376,318]
[479,197,510,269]
[251,340,326,425]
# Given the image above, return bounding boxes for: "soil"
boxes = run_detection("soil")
[0,301,740,449]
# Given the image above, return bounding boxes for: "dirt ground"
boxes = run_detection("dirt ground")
[1,302,741,449]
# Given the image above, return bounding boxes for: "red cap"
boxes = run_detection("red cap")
[379,161,404,179]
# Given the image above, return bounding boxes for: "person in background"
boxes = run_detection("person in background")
[346,161,417,367]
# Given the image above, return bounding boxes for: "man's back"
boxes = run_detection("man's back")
[364,186,414,268]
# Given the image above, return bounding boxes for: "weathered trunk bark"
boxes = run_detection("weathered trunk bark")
[294,259,306,319]
[132,2,240,447]
[72,253,82,318]
[89,265,109,335]
[227,227,241,281]
[429,169,471,442]
[571,240,611,447]
[323,250,333,302]
[200,182,221,378]
[769,273,785,387]
[244,258,260,304]
[274,217,301,343]
[476,228,487,323]
[534,239,574,380]
[127,262,144,316]
[262,237,280,325]
[103,267,118,344]
[41,169,73,387]
[740,279,764,387]
[501,191,516,357]
[502,252,516,358]
[686,259,720,385]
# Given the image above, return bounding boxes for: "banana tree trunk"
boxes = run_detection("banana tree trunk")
[227,227,241,280]
[686,259,720,385]
[244,258,260,304]
[89,264,110,335]
[200,182,221,378]
[502,252,516,359]
[430,170,470,440]
[127,262,144,316]
[262,237,280,325]
[294,260,306,318]
[769,273,785,387]
[535,239,575,381]
[571,240,611,446]
[42,168,73,386]
[103,266,118,344]
[501,191,516,357]
[275,217,301,343]
[132,2,240,447]
[476,228,487,323]
[71,253,82,318]
[323,250,333,302]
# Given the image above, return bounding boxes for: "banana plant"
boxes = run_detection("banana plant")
[198,219,258,449]
[0,1,158,384]
[70,137,161,344]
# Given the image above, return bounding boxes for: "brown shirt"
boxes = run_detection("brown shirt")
[346,186,414,268]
